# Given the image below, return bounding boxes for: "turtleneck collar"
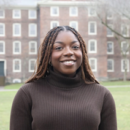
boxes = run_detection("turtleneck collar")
[46,67,85,89]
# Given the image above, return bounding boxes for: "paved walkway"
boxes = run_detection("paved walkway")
[0,85,130,92]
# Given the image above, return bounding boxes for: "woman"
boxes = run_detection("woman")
[10,26,117,130]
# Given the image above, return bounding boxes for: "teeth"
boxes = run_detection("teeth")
[63,61,74,63]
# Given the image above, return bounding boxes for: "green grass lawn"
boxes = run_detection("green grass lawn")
[0,83,130,130]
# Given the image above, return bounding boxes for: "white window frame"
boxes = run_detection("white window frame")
[89,58,97,72]
[69,21,78,31]
[13,59,21,72]
[28,10,37,19]
[0,59,6,76]
[13,41,21,54]
[29,41,37,54]
[88,7,96,17]
[29,23,37,37]
[13,79,21,83]
[121,24,129,37]
[13,9,21,19]
[88,21,97,35]
[50,6,59,16]
[69,7,78,17]
[107,41,114,54]
[107,24,114,37]
[50,21,59,29]
[13,23,21,37]
[0,10,5,18]
[29,59,36,72]
[107,59,114,72]
[121,41,129,54]
[88,39,97,53]
[0,41,5,54]
[121,59,129,72]
[0,23,5,36]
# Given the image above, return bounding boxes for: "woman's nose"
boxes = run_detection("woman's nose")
[63,47,74,56]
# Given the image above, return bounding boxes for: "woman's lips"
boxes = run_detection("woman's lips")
[61,61,75,66]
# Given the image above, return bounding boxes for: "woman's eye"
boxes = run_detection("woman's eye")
[72,46,80,49]
[55,46,63,50]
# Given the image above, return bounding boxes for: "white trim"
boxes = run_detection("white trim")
[0,41,5,54]
[28,9,37,19]
[0,23,5,36]
[50,6,59,16]
[29,59,36,72]
[121,24,129,37]
[88,39,97,53]
[69,6,78,16]
[13,23,21,37]
[29,23,37,37]
[50,21,59,29]
[107,41,114,54]
[121,59,129,72]
[121,41,129,54]
[0,59,6,76]
[88,7,96,17]
[13,79,21,83]
[13,9,21,19]
[29,41,37,54]
[88,21,97,35]
[0,10,5,18]
[13,41,21,54]
[107,59,114,72]
[107,24,114,37]
[13,59,21,72]
[89,58,97,72]
[69,21,78,31]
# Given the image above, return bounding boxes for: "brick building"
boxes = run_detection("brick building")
[0,0,130,84]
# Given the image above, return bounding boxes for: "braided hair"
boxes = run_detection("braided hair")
[25,26,99,84]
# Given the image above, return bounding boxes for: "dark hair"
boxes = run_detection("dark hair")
[25,26,99,84]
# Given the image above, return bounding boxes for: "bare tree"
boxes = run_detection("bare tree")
[91,0,130,81]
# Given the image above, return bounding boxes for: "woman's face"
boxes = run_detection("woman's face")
[51,31,82,77]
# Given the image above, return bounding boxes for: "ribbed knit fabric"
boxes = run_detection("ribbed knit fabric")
[10,69,117,130]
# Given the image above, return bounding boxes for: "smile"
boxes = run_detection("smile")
[61,61,75,66]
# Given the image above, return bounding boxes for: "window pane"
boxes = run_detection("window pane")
[14,24,20,35]
[0,25,4,34]
[70,23,77,30]
[0,10,4,17]
[71,7,77,15]
[14,10,20,17]
[90,60,95,70]
[89,8,96,16]
[107,42,113,53]
[122,42,128,53]
[107,60,113,70]
[30,61,35,70]
[52,23,58,28]
[107,25,113,36]
[15,43,20,52]
[29,10,36,18]
[123,60,128,70]
[0,43,3,52]
[15,61,20,70]
[30,24,36,35]
[52,8,58,15]
[30,43,35,52]
[90,23,95,33]
[121,25,128,36]
[90,41,95,51]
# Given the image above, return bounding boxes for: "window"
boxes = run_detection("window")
[88,22,97,35]
[29,59,36,72]
[88,40,97,53]
[29,24,37,37]
[121,59,129,72]
[107,11,113,19]
[50,7,59,16]
[13,59,21,72]
[13,41,21,54]
[107,41,114,54]
[13,79,21,83]
[0,10,5,18]
[13,23,21,36]
[29,41,37,54]
[121,24,129,37]
[50,21,59,29]
[0,23,5,36]
[69,7,78,16]
[121,41,129,54]
[69,21,78,31]
[13,9,21,19]
[29,10,37,19]
[88,7,96,16]
[0,41,5,54]
[89,58,97,72]
[107,59,114,72]
[107,24,114,37]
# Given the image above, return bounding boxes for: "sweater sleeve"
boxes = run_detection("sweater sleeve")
[10,87,32,130]
[99,90,117,130]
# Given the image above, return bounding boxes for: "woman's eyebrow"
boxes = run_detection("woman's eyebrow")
[54,41,78,44]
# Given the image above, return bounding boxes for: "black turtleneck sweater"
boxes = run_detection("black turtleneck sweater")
[10,69,117,130]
